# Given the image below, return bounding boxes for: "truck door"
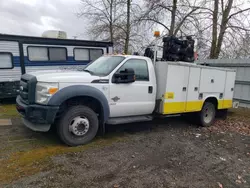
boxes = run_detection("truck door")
[164,64,189,114]
[109,58,156,117]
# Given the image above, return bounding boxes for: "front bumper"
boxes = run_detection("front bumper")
[16,95,59,132]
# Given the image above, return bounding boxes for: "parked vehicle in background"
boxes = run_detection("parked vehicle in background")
[0,34,113,99]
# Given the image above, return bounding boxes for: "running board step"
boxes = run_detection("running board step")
[107,115,153,125]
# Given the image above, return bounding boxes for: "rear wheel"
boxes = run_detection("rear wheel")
[199,102,216,127]
[57,105,99,146]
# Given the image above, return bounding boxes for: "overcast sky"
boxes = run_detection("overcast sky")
[0,0,88,39]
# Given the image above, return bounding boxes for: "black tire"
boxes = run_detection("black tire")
[57,105,99,146]
[199,102,216,127]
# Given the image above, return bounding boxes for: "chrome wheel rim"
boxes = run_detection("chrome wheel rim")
[69,116,90,136]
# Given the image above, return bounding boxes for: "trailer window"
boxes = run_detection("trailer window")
[0,53,13,69]
[49,47,67,61]
[118,59,149,81]
[90,49,103,61]
[74,48,89,61]
[28,47,48,61]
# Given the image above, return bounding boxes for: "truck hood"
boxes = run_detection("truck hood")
[28,70,101,83]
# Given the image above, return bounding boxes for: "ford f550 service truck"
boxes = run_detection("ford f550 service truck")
[16,54,236,146]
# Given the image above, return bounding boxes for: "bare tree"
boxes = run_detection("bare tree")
[137,0,250,59]
[138,0,205,36]
[77,0,125,44]
[77,0,250,58]
[170,0,178,35]
[124,0,131,53]
[210,0,219,58]
[78,0,139,53]
[209,0,250,58]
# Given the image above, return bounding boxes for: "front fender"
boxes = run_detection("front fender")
[48,85,110,122]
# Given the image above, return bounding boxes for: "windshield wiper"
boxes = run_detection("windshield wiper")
[83,69,93,75]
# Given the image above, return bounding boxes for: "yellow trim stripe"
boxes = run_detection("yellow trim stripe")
[186,101,203,112]
[219,100,233,109]
[218,100,223,109]
[163,100,232,115]
[163,101,203,114]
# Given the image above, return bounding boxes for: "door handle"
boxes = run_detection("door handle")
[194,87,198,91]
[148,86,153,93]
[182,87,187,92]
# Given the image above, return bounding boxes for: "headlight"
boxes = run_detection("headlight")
[35,82,59,104]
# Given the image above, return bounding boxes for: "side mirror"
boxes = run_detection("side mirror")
[113,68,135,83]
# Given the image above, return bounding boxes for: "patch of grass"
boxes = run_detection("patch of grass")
[0,135,126,184]
[0,104,20,118]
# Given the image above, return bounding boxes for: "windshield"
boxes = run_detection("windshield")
[84,56,125,76]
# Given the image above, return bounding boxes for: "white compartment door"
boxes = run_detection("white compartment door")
[200,69,226,93]
[186,67,202,112]
[223,71,236,108]
[164,64,189,114]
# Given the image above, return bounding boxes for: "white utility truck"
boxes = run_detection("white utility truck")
[16,54,236,146]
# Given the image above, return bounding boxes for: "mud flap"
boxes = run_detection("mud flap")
[97,122,106,136]
[216,109,228,120]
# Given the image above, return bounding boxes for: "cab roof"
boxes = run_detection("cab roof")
[104,54,151,60]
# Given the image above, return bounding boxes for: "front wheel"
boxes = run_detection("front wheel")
[199,102,216,127]
[57,105,99,146]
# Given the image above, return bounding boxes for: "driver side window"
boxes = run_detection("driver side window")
[117,59,149,81]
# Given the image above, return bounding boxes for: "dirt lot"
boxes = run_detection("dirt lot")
[0,105,250,188]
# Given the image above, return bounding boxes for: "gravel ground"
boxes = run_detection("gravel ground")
[0,110,250,188]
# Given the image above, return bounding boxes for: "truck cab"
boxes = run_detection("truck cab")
[16,55,157,146]
[84,55,157,117]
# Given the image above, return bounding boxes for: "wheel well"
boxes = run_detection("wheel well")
[204,97,218,109]
[56,96,103,121]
